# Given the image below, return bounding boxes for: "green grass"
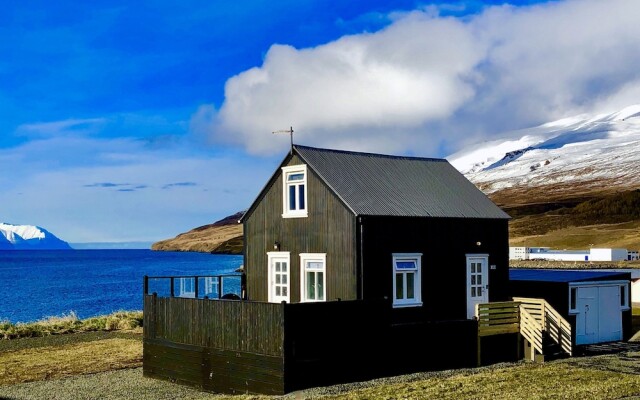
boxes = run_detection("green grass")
[0,311,143,340]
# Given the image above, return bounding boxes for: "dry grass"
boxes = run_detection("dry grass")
[321,362,640,400]
[0,311,143,340]
[509,220,640,250]
[152,223,243,253]
[0,337,142,386]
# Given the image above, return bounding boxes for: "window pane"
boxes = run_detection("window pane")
[299,184,305,210]
[289,185,296,210]
[471,275,476,285]
[477,275,482,285]
[282,263,287,273]
[621,286,625,307]
[307,261,323,270]
[307,272,316,300]
[471,263,476,273]
[570,288,577,310]
[471,287,476,297]
[282,275,287,284]
[276,262,280,272]
[406,273,414,299]
[288,173,304,181]
[396,261,416,270]
[396,273,404,299]
[283,287,287,296]
[276,287,281,296]
[318,272,324,300]
[477,264,482,273]
[276,275,281,284]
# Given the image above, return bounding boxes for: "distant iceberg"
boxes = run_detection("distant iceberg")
[0,223,72,250]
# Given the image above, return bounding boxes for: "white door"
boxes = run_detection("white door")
[598,286,622,342]
[268,252,290,303]
[575,285,623,345]
[575,287,598,345]
[466,256,489,319]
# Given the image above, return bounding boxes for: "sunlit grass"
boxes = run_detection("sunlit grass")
[0,311,143,340]
[0,338,142,386]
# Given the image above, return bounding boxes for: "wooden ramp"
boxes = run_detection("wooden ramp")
[476,298,572,366]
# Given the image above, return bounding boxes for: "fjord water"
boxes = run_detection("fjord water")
[0,250,242,323]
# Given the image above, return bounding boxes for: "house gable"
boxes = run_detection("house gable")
[243,154,358,303]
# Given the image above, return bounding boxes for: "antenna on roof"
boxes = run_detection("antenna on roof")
[272,126,294,154]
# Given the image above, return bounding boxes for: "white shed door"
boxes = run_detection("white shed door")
[575,285,622,345]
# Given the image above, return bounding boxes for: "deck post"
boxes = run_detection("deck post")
[170,277,174,297]
[194,276,199,298]
[143,275,148,296]
[217,276,222,299]
[477,334,481,367]
[524,338,535,361]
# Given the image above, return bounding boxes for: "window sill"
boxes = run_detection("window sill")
[282,212,308,219]
[392,301,423,308]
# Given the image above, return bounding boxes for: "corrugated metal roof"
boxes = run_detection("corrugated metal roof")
[510,269,629,283]
[294,145,510,219]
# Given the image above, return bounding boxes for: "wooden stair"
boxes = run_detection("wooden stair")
[477,298,572,366]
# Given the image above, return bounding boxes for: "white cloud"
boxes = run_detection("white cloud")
[201,0,640,156]
[16,118,107,138]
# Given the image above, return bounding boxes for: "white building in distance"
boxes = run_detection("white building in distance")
[510,247,635,262]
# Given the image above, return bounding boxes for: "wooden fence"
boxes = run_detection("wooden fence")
[143,295,479,394]
[143,294,286,394]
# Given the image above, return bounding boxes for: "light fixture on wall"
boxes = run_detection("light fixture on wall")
[274,241,281,251]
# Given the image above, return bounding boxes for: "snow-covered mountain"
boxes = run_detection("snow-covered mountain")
[447,105,640,204]
[0,223,72,250]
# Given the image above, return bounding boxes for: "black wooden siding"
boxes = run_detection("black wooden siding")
[359,216,510,322]
[244,155,358,303]
[143,295,286,394]
[143,295,482,394]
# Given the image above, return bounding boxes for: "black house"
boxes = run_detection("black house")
[242,145,511,319]
[143,145,517,394]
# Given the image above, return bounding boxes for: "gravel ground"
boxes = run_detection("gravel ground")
[0,362,521,400]
[0,368,245,400]
[2,348,640,400]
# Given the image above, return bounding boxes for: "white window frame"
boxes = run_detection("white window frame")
[300,253,327,302]
[620,283,630,310]
[267,251,290,303]
[282,165,308,218]
[392,253,422,308]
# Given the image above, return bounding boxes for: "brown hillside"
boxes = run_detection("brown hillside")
[151,212,244,254]
[500,189,640,251]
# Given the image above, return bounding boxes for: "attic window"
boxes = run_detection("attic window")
[282,165,308,218]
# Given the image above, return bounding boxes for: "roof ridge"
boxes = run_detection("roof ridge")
[293,144,446,162]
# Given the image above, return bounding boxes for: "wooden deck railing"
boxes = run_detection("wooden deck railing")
[144,294,285,356]
[514,297,572,356]
[477,297,572,365]
[144,274,242,299]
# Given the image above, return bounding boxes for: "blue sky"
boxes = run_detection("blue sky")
[2,0,639,243]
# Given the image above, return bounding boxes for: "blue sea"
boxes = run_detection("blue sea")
[0,250,243,323]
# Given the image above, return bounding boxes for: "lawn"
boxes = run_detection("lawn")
[2,329,640,399]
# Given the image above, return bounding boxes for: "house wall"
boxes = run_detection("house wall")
[244,155,358,303]
[359,216,510,322]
